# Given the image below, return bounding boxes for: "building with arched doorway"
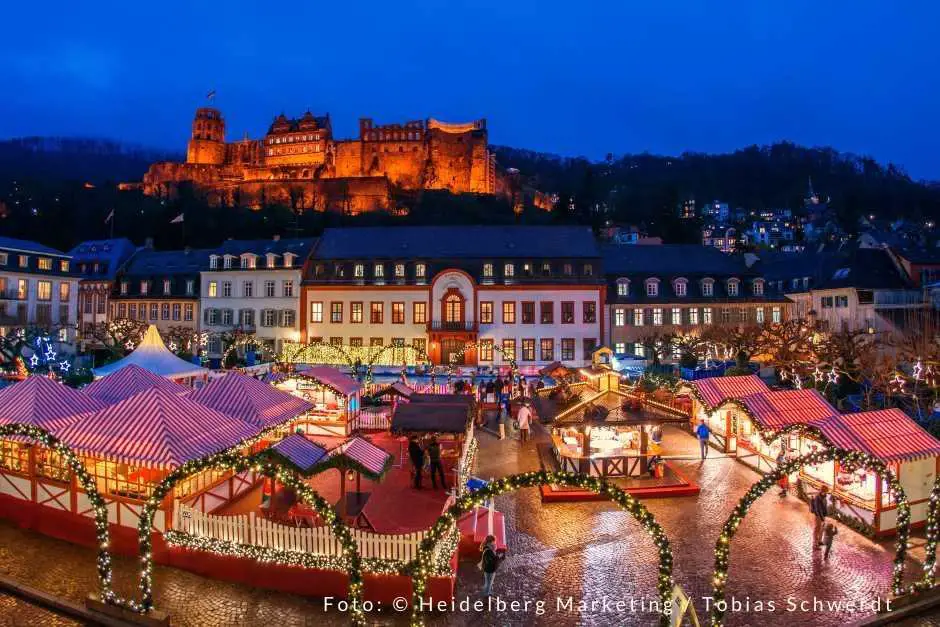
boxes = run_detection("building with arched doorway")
[301,226,605,368]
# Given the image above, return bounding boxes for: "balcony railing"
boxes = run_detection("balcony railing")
[428,320,477,332]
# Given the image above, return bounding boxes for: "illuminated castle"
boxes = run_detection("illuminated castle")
[134,106,501,213]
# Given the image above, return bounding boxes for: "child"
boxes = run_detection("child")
[823,522,838,559]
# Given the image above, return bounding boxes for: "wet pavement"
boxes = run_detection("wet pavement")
[0,423,935,626]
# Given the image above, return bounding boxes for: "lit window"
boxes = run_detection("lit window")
[140,281,149,296]
[703,307,713,324]
[674,280,687,297]
[38,257,52,270]
[615,342,626,354]
[689,308,699,325]
[374,264,384,278]
[614,309,625,327]
[416,263,426,279]
[395,264,405,278]
[753,280,764,296]
[756,307,765,324]
[671,307,681,325]
[633,309,644,326]
[163,279,172,295]
[653,308,663,325]
[646,280,659,297]
[354,264,364,278]
[37,281,52,301]
[310,302,323,323]
[772,307,781,323]
[616,279,629,297]
[727,280,739,297]
[504,263,514,278]
[702,280,714,297]
[483,263,494,278]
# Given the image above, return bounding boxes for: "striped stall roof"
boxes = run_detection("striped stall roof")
[56,387,261,468]
[189,373,314,429]
[270,434,328,473]
[294,366,362,397]
[735,389,838,431]
[330,436,392,478]
[818,409,940,463]
[691,375,770,410]
[0,375,106,432]
[81,364,190,405]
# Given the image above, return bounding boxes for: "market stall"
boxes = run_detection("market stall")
[276,366,362,437]
[687,375,770,453]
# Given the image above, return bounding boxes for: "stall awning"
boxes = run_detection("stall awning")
[329,436,392,479]
[294,366,362,397]
[391,403,470,434]
[734,389,838,431]
[269,434,328,474]
[56,387,260,468]
[818,409,940,463]
[374,382,415,399]
[553,390,686,426]
[92,325,208,380]
[0,375,106,433]
[82,364,190,405]
[690,375,770,410]
[190,372,314,430]
[538,361,571,377]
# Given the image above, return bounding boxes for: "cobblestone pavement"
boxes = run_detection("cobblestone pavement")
[0,423,934,627]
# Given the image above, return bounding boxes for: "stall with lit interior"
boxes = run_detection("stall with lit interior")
[686,375,771,453]
[275,366,362,436]
[391,395,474,485]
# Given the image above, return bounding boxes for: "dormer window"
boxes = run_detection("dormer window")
[163,279,171,295]
[120,281,128,295]
[504,263,514,278]
[60,260,69,272]
[616,278,630,297]
[563,263,573,276]
[674,278,688,297]
[209,255,219,269]
[240,254,257,269]
[38,258,52,270]
[753,279,764,296]
[583,264,593,276]
[523,262,532,276]
[645,278,660,297]
[416,263,426,279]
[374,263,384,278]
[18,255,28,268]
[266,253,277,269]
[334,264,344,278]
[727,278,740,297]
[701,278,715,297]
[395,263,405,278]
[483,263,494,278]
[140,280,149,295]
[93,263,100,273]
[223,255,233,269]
[541,262,551,275]
[283,253,295,268]
[354,263,364,278]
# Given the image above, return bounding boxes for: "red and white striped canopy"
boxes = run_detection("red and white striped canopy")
[0,375,106,433]
[189,372,313,430]
[81,364,190,405]
[692,375,770,410]
[735,389,838,431]
[330,436,391,477]
[56,387,260,468]
[818,409,940,463]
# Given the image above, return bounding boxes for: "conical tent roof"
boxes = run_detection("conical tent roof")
[0,375,106,432]
[92,325,207,380]
[189,372,313,429]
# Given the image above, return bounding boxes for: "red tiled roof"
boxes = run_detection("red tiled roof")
[691,375,770,410]
[56,387,260,468]
[735,389,838,430]
[189,372,313,429]
[0,375,106,433]
[82,364,190,405]
[819,409,940,463]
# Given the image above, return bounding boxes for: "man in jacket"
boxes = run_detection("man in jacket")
[426,437,447,489]
[810,485,830,548]
[408,435,425,489]
[695,419,711,460]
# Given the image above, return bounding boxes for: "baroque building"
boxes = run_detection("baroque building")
[134,107,501,213]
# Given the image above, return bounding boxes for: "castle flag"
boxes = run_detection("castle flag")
[104,209,114,223]
[170,213,184,224]
[207,90,216,101]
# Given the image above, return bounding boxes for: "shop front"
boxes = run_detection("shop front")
[277,366,362,437]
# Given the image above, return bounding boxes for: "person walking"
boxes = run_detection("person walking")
[494,376,504,399]
[485,380,495,404]
[478,535,505,597]
[695,419,711,460]
[408,435,425,490]
[776,449,789,497]
[518,375,526,398]
[426,437,447,489]
[810,486,830,548]
[517,401,533,444]
[822,522,838,560]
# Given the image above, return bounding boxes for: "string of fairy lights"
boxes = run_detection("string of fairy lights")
[406,470,675,627]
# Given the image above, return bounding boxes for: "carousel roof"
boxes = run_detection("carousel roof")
[733,389,838,431]
[92,325,208,380]
[690,375,770,410]
[82,364,190,405]
[391,403,470,434]
[329,436,392,478]
[294,366,362,396]
[819,409,940,463]
[269,434,328,474]
[189,372,313,429]
[0,375,106,432]
[56,387,259,468]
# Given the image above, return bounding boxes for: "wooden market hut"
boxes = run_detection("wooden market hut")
[277,366,363,437]
[687,375,771,452]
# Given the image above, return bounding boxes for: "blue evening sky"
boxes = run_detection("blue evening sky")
[1,1,938,179]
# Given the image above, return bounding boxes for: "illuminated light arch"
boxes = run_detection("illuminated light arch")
[446,340,518,373]
[366,343,431,368]
[913,475,940,593]
[709,446,912,627]
[134,449,367,626]
[0,424,117,605]
[283,341,355,368]
[406,470,674,627]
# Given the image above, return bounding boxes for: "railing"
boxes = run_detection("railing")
[428,320,477,332]
[348,407,391,432]
[173,503,427,561]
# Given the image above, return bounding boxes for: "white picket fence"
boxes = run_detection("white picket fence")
[174,503,426,561]
[348,407,392,432]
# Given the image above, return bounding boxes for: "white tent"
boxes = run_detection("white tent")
[93,325,208,382]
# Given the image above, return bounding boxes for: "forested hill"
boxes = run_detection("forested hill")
[492,142,940,228]
[0,137,178,184]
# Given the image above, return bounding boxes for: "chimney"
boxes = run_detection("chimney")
[273,234,281,241]
[144,237,154,249]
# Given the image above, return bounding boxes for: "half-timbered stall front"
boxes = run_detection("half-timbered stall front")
[276,366,362,436]
[687,375,770,453]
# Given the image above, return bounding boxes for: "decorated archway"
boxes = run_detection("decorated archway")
[710,445,912,626]
[406,470,674,627]
[281,341,355,368]
[133,448,368,625]
[914,475,940,592]
[0,424,118,606]
[446,340,518,373]
[366,343,431,368]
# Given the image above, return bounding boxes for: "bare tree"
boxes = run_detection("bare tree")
[83,319,149,362]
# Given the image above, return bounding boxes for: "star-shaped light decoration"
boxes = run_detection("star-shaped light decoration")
[891,373,907,393]
[58,360,71,373]
[168,342,178,352]
[913,360,924,381]
[812,366,824,384]
[45,349,56,362]
[125,341,135,350]
[826,367,839,386]
[792,371,803,390]
[29,354,39,368]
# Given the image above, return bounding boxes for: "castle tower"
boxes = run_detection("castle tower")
[186,107,226,165]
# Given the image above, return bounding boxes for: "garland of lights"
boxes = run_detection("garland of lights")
[288,373,351,403]
[406,470,674,627]
[366,343,431,368]
[0,425,116,605]
[282,341,355,368]
[446,340,518,376]
[910,474,940,593]
[709,447,912,627]
[133,450,367,626]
